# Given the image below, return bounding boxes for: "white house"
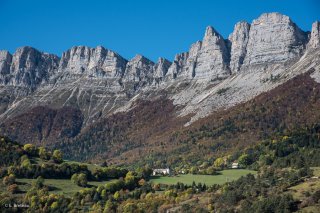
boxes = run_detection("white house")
[231,162,239,169]
[152,168,170,176]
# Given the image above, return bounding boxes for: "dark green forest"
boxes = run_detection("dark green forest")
[1,122,320,212]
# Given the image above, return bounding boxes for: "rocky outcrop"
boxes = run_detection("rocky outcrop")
[0,51,12,84]
[308,21,320,49]
[153,58,171,79]
[123,54,155,83]
[183,41,202,79]
[194,26,230,78]
[229,21,250,72]
[7,47,59,90]
[0,13,316,91]
[59,46,127,78]
[2,13,312,92]
[243,13,308,67]
[1,13,320,164]
[0,13,318,125]
[166,26,230,80]
[166,52,189,79]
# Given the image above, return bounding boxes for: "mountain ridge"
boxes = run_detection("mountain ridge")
[0,12,320,165]
[0,12,317,89]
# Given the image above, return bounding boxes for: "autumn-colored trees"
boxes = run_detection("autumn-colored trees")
[214,157,225,168]
[52,150,63,164]
[23,144,37,155]
[32,176,45,189]
[71,173,88,187]
[38,147,50,160]
[3,174,16,185]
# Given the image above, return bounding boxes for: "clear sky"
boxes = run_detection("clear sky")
[0,0,319,61]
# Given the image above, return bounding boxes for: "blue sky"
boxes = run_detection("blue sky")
[0,0,319,61]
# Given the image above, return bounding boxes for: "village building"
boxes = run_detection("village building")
[231,162,239,169]
[152,168,170,176]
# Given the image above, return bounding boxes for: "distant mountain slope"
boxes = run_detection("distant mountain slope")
[0,13,319,165]
[44,70,320,167]
[0,106,83,146]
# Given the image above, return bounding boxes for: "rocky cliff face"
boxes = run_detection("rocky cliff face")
[308,21,320,49]
[123,54,155,84]
[0,51,12,84]
[166,52,189,80]
[0,12,319,144]
[229,22,250,72]
[194,26,230,78]
[166,26,230,80]
[0,13,316,92]
[243,13,308,67]
[59,46,127,78]
[0,47,59,90]
[154,58,171,79]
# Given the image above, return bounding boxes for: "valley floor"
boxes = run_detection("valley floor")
[150,169,256,186]
[15,178,115,197]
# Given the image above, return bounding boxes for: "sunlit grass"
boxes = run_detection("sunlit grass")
[16,178,114,197]
[150,169,256,186]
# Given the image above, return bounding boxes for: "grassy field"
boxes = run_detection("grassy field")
[10,158,111,197]
[288,179,320,200]
[16,178,114,197]
[150,169,256,186]
[311,167,320,177]
[287,168,320,212]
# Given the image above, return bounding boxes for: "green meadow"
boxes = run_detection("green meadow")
[150,169,256,186]
[16,178,114,197]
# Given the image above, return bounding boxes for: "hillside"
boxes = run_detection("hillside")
[46,70,320,168]
[0,106,83,145]
[0,14,320,213]
[2,1,320,211]
[0,127,319,212]
[0,14,319,164]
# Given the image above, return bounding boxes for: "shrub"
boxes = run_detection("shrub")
[217,87,230,95]
[71,173,87,187]
[23,144,37,156]
[32,176,45,189]
[52,150,63,164]
[2,174,16,185]
[7,184,19,194]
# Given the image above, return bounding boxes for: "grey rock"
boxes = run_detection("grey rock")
[308,21,320,49]
[194,26,230,78]
[243,12,308,66]
[184,41,202,79]
[0,51,12,84]
[153,57,171,79]
[166,26,230,80]
[123,54,155,83]
[166,52,189,80]
[229,21,250,72]
[8,47,59,90]
[0,12,319,132]
[59,46,127,78]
